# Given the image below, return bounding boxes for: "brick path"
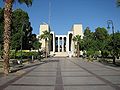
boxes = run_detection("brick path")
[0,57,120,90]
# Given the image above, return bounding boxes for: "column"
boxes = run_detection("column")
[58,37,60,52]
[53,33,55,53]
[62,37,64,52]
[71,38,74,55]
[66,33,69,52]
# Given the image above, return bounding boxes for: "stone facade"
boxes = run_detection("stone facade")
[39,23,83,57]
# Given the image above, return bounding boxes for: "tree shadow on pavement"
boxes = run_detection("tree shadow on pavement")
[99,60,120,67]
[10,59,59,73]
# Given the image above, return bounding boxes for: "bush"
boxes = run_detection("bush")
[10,50,15,59]
[86,50,94,57]
[10,50,44,62]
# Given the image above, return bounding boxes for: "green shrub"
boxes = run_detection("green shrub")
[10,50,15,59]
[10,50,43,61]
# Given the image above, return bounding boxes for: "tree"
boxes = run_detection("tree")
[40,31,51,58]
[31,35,42,60]
[114,32,120,59]
[11,9,32,50]
[83,27,97,59]
[94,27,109,58]
[108,32,120,62]
[0,8,4,57]
[73,35,81,58]
[31,34,41,51]
[3,0,32,75]
[11,9,32,60]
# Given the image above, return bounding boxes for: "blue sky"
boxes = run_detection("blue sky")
[0,0,120,35]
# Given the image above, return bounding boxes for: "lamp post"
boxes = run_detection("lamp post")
[107,20,116,64]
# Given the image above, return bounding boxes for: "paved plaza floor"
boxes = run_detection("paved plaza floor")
[0,57,120,90]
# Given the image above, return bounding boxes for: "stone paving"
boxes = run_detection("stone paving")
[0,57,120,90]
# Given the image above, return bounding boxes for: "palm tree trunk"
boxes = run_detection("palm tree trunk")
[45,40,47,58]
[3,0,13,75]
[77,42,80,58]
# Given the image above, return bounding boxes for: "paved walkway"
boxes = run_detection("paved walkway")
[0,57,120,90]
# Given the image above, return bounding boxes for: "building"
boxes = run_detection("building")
[39,23,84,57]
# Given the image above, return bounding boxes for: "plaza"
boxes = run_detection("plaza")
[0,57,120,90]
[0,0,120,90]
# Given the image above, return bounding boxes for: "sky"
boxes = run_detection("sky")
[0,0,120,35]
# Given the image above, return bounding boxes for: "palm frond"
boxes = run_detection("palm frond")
[40,30,51,41]
[117,0,120,6]
[73,35,81,43]
[3,0,15,3]
[18,0,32,7]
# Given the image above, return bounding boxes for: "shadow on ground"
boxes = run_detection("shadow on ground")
[99,60,120,67]
[10,59,59,73]
[0,59,59,76]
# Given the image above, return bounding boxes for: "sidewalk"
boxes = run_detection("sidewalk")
[0,57,120,90]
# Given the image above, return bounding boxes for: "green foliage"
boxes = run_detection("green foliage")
[84,27,91,37]
[18,0,32,7]
[83,27,94,49]
[11,9,32,50]
[117,0,120,6]
[101,50,109,58]
[2,0,33,75]
[114,32,120,57]
[40,30,51,58]
[33,40,42,50]
[94,27,109,56]
[73,35,82,57]
[10,50,15,59]
[86,49,94,57]
[10,50,39,59]
[94,27,108,40]
[40,31,51,41]
[83,26,120,63]
[108,32,120,57]
[73,35,81,43]
[83,27,96,55]
[0,8,33,56]
[83,27,110,60]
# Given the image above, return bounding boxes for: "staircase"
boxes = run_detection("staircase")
[50,52,68,57]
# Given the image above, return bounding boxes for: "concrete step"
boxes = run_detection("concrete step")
[50,52,68,57]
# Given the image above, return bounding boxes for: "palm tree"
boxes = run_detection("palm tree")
[3,0,32,75]
[73,35,81,58]
[40,31,51,58]
[117,0,120,6]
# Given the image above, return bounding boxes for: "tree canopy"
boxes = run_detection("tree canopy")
[11,9,32,50]
[82,26,120,63]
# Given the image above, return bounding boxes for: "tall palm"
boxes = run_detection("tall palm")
[73,35,81,58]
[3,0,32,75]
[40,31,51,58]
